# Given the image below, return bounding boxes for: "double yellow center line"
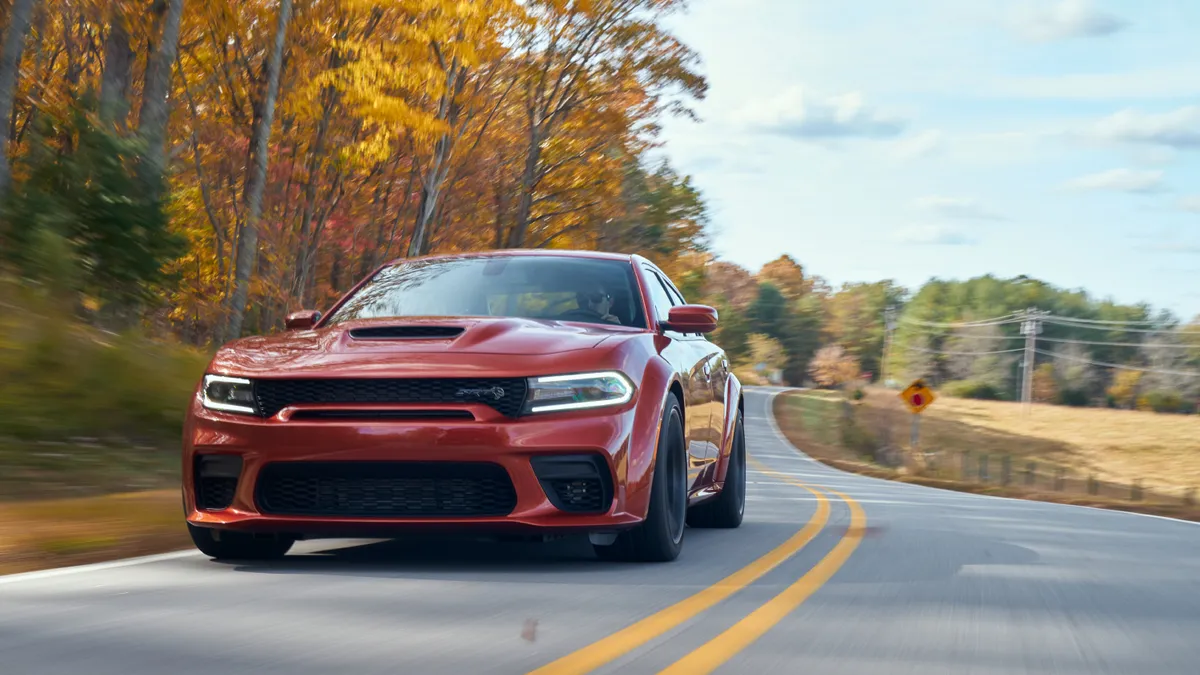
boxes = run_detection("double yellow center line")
[526,457,865,675]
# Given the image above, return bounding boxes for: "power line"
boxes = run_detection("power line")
[1039,315,1161,326]
[899,314,1021,329]
[1042,317,1200,334]
[1038,336,1199,349]
[903,345,1024,356]
[1035,348,1200,379]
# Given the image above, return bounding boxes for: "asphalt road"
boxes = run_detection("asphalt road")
[3,388,1200,674]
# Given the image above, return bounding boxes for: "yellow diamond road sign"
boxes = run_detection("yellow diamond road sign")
[900,379,936,414]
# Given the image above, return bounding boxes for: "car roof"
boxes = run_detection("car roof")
[382,249,644,267]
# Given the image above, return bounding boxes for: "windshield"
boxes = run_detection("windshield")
[325,256,647,328]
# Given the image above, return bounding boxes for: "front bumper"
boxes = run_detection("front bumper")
[183,401,644,537]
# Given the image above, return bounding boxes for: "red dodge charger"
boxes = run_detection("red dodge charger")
[183,250,745,562]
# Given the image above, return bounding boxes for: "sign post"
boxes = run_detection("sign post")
[899,379,936,450]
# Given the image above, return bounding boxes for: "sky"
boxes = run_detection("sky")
[655,0,1200,319]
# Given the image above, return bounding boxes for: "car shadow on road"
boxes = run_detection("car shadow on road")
[216,526,754,580]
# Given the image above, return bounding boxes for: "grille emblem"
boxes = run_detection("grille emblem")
[455,386,506,400]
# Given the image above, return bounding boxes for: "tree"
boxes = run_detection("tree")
[501,0,706,249]
[225,0,292,342]
[0,0,36,197]
[747,333,786,374]
[945,322,1016,393]
[1107,370,1142,409]
[136,0,185,198]
[759,255,808,301]
[808,345,861,389]
[1032,363,1058,403]
[1053,341,1097,401]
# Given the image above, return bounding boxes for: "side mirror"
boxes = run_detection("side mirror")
[662,304,718,334]
[285,310,321,331]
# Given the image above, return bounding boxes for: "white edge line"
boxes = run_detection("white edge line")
[0,550,200,585]
[758,387,1200,528]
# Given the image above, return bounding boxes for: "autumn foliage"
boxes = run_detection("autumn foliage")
[0,0,709,344]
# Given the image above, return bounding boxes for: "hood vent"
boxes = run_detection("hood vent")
[349,326,465,340]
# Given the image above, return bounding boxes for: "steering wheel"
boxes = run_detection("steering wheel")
[557,308,603,322]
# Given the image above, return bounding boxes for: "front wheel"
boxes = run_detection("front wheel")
[687,409,746,529]
[188,523,294,561]
[594,394,687,562]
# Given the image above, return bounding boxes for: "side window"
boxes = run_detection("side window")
[642,267,675,322]
[662,278,686,306]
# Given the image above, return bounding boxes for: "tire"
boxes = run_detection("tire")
[187,523,294,561]
[687,409,746,529]
[593,394,688,562]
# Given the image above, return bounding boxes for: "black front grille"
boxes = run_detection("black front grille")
[530,455,613,514]
[254,378,527,418]
[255,462,518,518]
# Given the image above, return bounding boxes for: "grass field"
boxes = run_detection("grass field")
[774,388,1200,520]
[0,490,188,575]
[854,386,1200,492]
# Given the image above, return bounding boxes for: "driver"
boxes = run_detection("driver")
[577,284,621,325]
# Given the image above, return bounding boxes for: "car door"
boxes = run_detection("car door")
[658,274,724,474]
[640,265,710,492]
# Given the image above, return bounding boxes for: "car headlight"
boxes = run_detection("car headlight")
[202,374,258,415]
[524,371,634,414]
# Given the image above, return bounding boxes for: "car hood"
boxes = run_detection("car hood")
[209,317,639,377]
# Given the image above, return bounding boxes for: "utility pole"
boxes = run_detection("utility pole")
[1019,308,1047,411]
[882,305,898,387]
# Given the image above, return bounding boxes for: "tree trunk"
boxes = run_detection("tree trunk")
[224,0,292,343]
[135,0,184,197]
[0,0,36,198]
[505,128,542,248]
[99,4,133,128]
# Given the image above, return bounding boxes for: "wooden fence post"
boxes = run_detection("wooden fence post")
[1001,455,1012,486]
[978,454,989,482]
[1025,462,1037,486]
[1131,480,1143,502]
[1087,474,1099,495]
[1054,468,1065,491]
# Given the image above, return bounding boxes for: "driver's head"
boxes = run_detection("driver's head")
[578,284,612,316]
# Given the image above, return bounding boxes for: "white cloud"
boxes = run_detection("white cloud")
[1063,168,1165,193]
[733,86,905,140]
[1093,106,1200,150]
[892,224,979,246]
[1180,196,1200,213]
[1015,0,1129,43]
[913,196,1005,221]
[890,130,943,159]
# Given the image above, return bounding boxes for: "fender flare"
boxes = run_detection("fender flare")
[622,357,684,520]
[713,373,744,486]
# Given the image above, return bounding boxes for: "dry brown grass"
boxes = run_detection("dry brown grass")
[0,490,189,575]
[774,390,1200,522]
[857,386,1200,492]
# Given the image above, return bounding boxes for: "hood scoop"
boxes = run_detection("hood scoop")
[349,326,465,340]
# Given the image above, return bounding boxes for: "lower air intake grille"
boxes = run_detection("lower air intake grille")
[194,455,243,511]
[255,462,517,518]
[530,455,614,514]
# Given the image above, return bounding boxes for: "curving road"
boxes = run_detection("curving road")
[3,389,1200,674]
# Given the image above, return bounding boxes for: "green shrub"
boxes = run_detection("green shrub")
[942,379,1003,401]
[0,286,209,441]
[1136,391,1193,415]
[1058,389,1090,407]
